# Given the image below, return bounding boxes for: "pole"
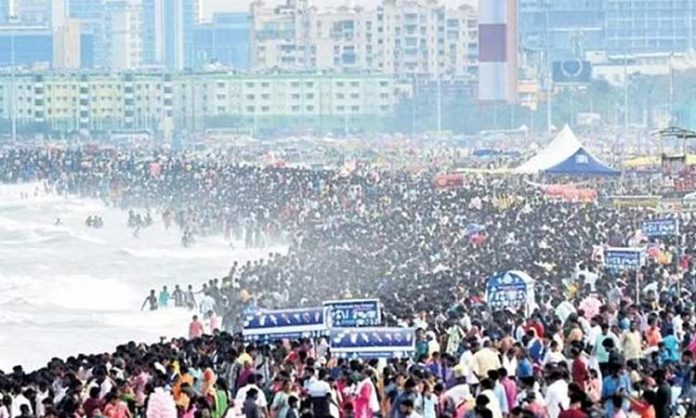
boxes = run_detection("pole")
[669,51,674,125]
[411,76,417,134]
[10,19,16,143]
[545,2,552,132]
[623,52,629,137]
[435,67,441,133]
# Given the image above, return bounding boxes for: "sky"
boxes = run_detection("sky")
[201,0,472,20]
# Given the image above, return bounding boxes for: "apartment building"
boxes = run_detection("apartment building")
[249,0,478,81]
[0,71,397,136]
[103,0,143,70]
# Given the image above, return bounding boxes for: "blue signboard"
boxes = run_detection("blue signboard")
[242,307,329,342]
[642,218,679,237]
[485,270,535,312]
[329,327,415,359]
[605,247,644,272]
[324,299,382,328]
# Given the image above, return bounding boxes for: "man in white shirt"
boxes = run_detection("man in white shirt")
[479,379,503,418]
[458,342,479,389]
[544,371,569,418]
[445,373,472,407]
[10,389,31,418]
[235,374,269,418]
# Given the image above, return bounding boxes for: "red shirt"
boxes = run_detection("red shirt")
[559,408,588,418]
[571,358,588,391]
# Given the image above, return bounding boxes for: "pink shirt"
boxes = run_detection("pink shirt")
[210,315,221,332]
[500,377,517,410]
[189,320,204,339]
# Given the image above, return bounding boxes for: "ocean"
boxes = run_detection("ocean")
[0,182,285,371]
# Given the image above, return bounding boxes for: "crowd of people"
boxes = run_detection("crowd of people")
[0,147,695,418]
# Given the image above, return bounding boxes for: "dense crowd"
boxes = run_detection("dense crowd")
[1,147,696,418]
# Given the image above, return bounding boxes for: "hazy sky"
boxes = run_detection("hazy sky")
[201,0,472,20]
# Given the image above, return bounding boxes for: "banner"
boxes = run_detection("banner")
[324,299,381,328]
[642,218,679,237]
[605,247,645,272]
[610,195,660,209]
[242,307,329,342]
[485,270,535,316]
[329,327,415,359]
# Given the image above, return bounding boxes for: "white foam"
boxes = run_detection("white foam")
[0,182,288,371]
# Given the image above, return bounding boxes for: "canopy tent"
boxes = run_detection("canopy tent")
[514,125,620,176]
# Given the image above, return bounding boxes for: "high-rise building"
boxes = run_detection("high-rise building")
[141,0,163,66]
[141,0,198,70]
[14,0,50,24]
[0,0,10,24]
[0,25,52,67]
[52,0,66,28]
[193,12,250,70]
[103,0,143,70]
[249,0,478,81]
[606,0,696,53]
[53,18,80,69]
[518,0,605,62]
[68,0,105,67]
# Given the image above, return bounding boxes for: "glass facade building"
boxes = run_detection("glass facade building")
[193,13,250,70]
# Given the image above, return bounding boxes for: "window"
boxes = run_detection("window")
[351,106,359,112]
[337,93,345,99]
[291,94,301,100]
[306,105,315,111]
[291,105,301,112]
[337,105,345,111]
[246,94,255,100]
[246,106,255,112]
[261,106,270,112]
[351,93,359,99]
[306,93,314,99]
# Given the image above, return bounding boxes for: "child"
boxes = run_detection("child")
[243,389,261,418]
[612,395,627,418]
[422,383,437,418]
[287,396,300,418]
[587,369,602,403]
[628,390,656,418]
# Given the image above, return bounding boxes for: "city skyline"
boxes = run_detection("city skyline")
[201,0,475,19]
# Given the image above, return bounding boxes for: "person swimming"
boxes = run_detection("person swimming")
[140,289,158,311]
[159,286,170,308]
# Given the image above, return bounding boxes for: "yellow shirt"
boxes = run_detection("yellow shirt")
[473,348,502,378]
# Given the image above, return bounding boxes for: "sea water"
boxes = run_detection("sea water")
[0,183,286,371]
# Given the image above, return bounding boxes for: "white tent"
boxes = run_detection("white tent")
[514,125,619,175]
[515,125,581,174]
